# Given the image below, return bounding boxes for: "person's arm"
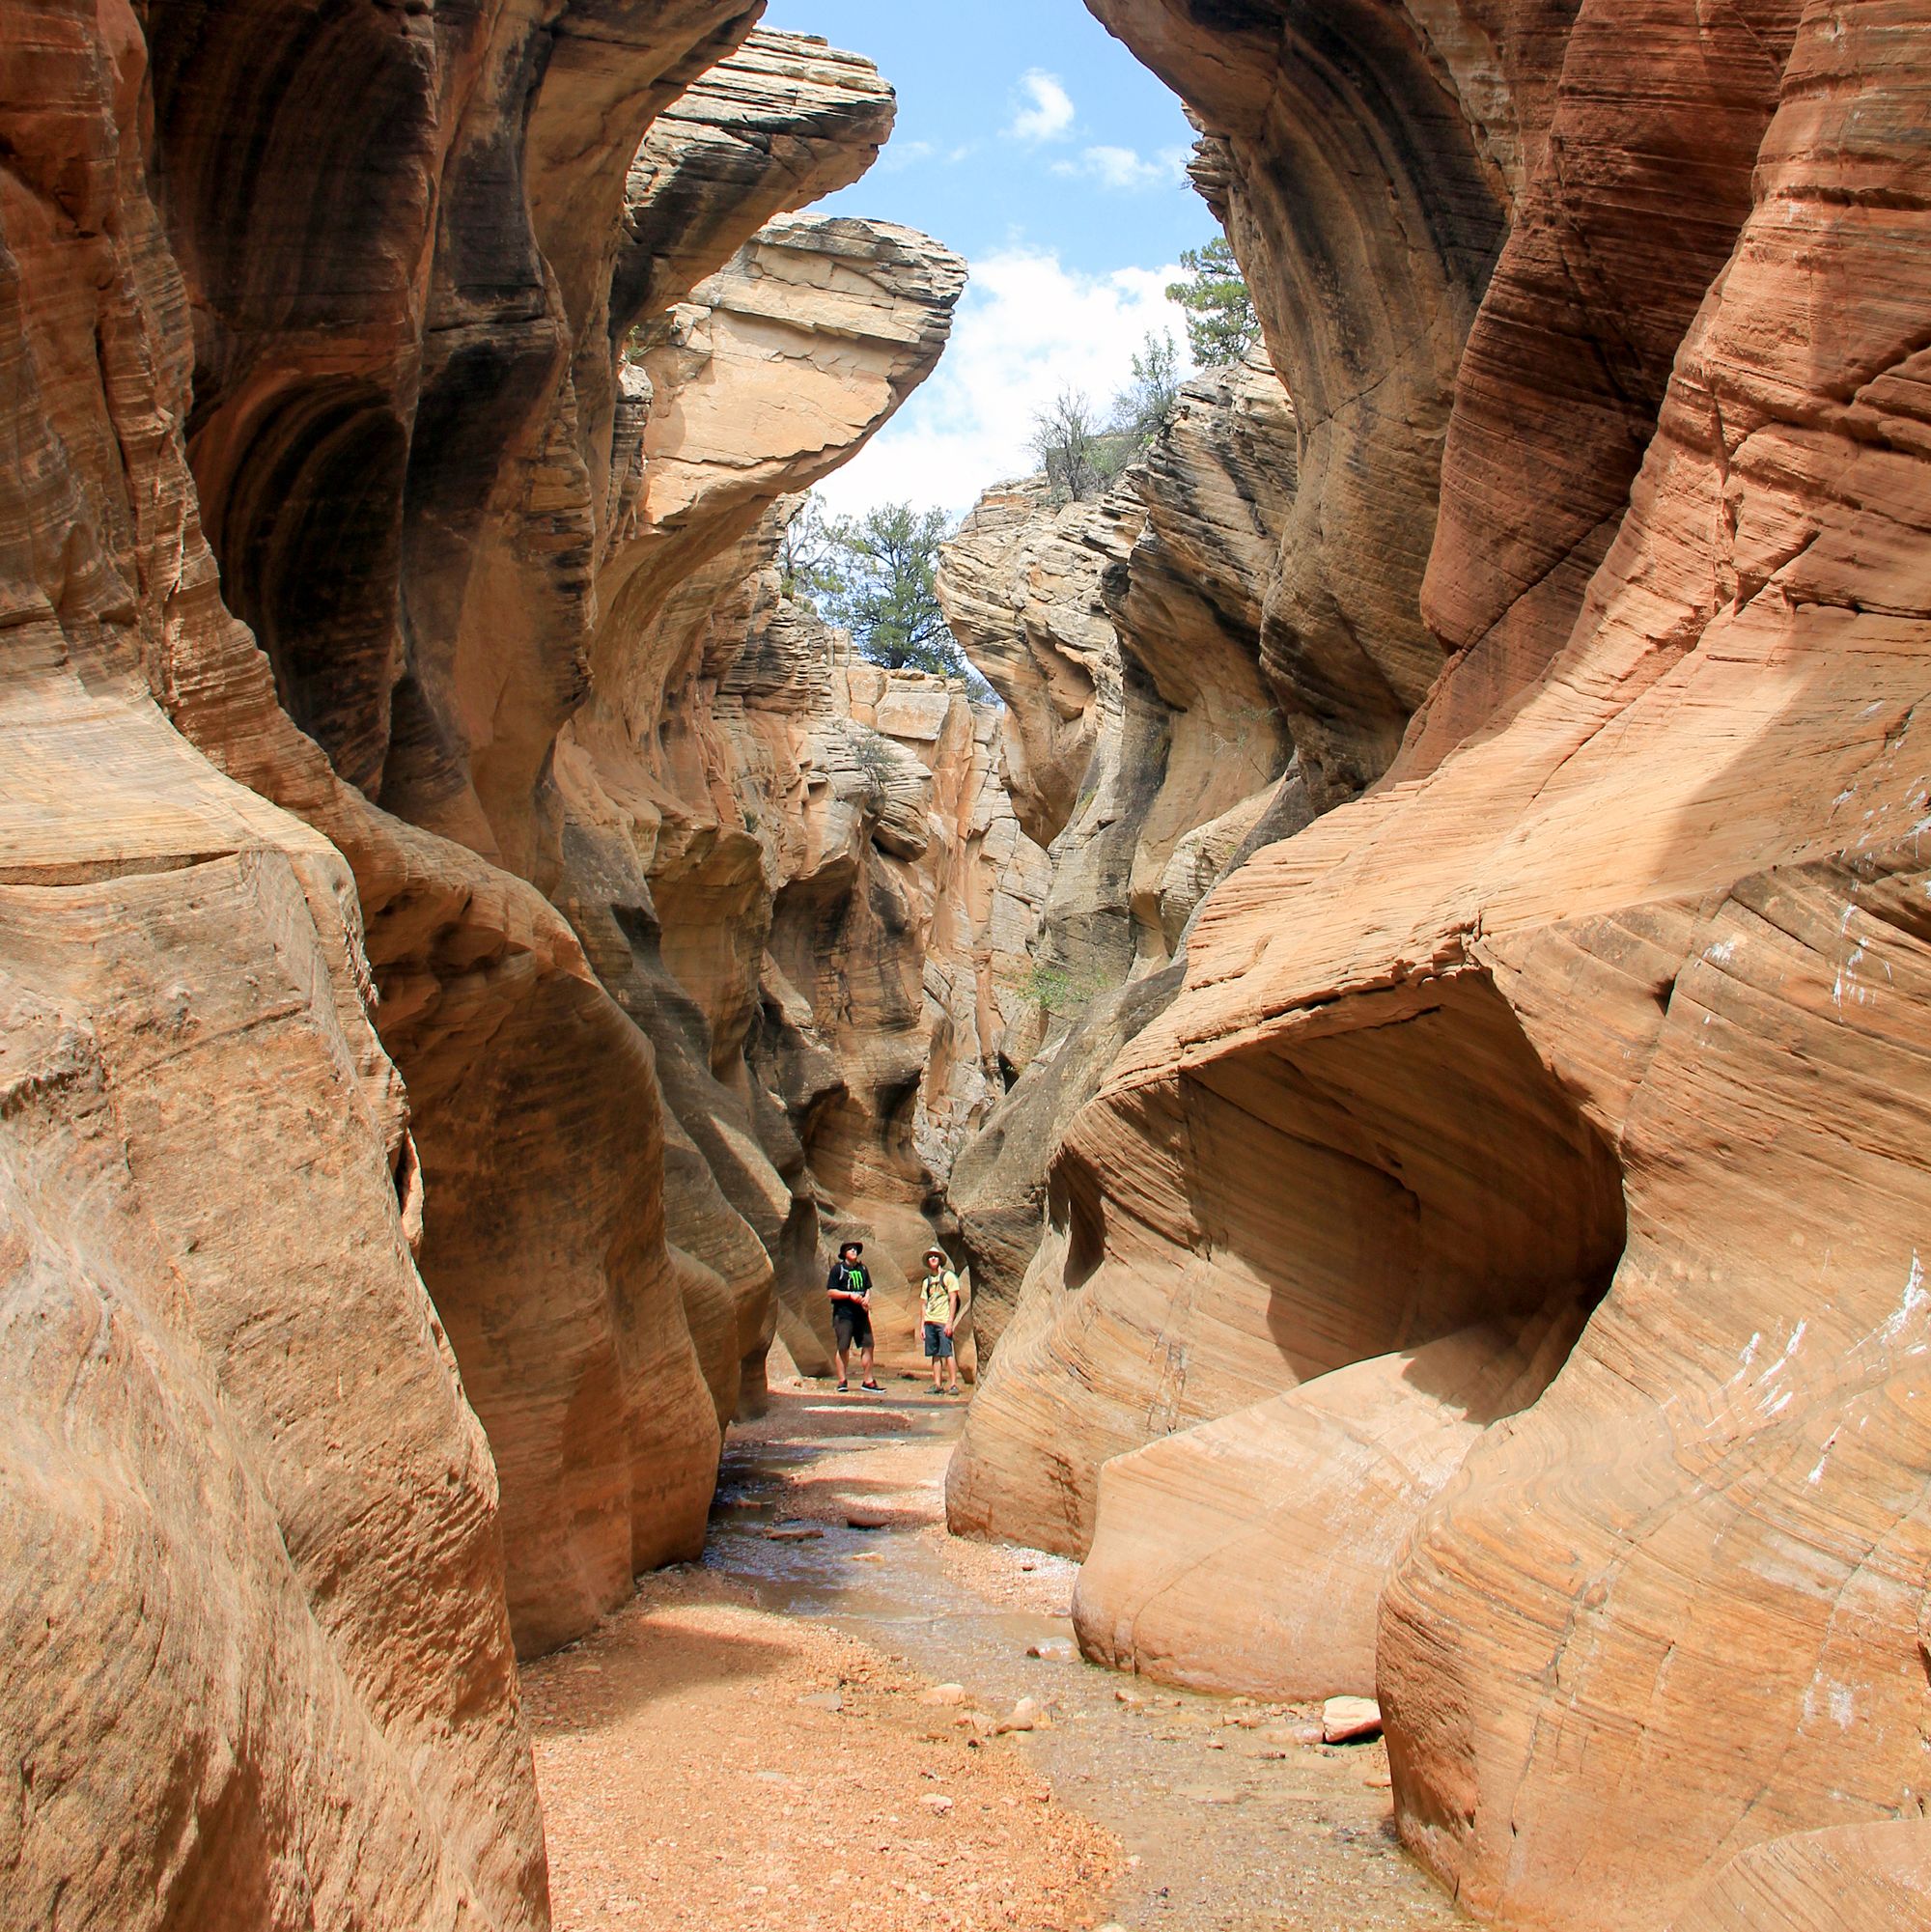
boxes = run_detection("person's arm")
[946,1274,960,1335]
[826,1265,848,1303]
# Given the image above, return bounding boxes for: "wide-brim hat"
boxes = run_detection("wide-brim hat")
[924,1246,945,1262]
[839,1240,864,1255]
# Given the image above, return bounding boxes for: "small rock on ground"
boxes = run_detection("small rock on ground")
[1323,1695,1384,1744]
[1027,1638,1078,1663]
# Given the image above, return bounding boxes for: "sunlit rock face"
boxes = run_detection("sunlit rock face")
[947,3,1931,1926]
[747,624,1049,1376]
[561,497,1044,1388]
[555,199,984,1388]
[154,5,966,1659]
[151,5,925,1661]
[938,353,1301,1347]
[1668,1821,1931,1932]
[0,0,548,1918]
[1084,2,1523,808]
[0,3,973,1918]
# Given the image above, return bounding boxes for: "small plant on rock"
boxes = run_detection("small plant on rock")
[1029,330,1184,506]
[848,726,902,795]
[1017,959,1104,1021]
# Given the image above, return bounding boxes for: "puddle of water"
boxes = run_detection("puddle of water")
[702,1396,1468,1931]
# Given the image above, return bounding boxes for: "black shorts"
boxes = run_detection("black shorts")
[923,1321,954,1360]
[832,1303,873,1352]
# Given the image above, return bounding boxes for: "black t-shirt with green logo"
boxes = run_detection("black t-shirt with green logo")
[826,1260,869,1302]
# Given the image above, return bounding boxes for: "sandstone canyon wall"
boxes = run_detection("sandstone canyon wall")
[14,0,1931,1923]
[939,3,1931,1928]
[548,188,1062,1388]
[0,4,976,1922]
[154,9,966,1658]
[562,476,1045,1385]
[938,350,1302,1346]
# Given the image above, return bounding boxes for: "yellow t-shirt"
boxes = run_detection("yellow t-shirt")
[921,1271,959,1325]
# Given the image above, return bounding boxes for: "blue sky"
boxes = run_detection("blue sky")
[757,0,1216,516]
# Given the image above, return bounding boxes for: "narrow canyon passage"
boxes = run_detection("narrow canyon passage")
[10,1,1931,1929]
[527,1379,1465,1931]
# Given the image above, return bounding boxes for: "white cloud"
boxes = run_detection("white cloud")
[879,138,936,174]
[877,141,935,175]
[1005,70,1076,145]
[813,247,1194,522]
[1053,144,1192,191]
[882,138,979,172]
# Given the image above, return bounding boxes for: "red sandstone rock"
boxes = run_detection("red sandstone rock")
[1668,1821,1931,1931]
[152,5,964,1652]
[1085,0,1519,806]
[938,356,1301,1348]
[0,3,967,1918]
[552,206,997,1385]
[1072,1303,1589,1698]
[1322,1698,1385,1746]
[0,0,545,1918]
[144,0,812,1658]
[947,4,1931,1924]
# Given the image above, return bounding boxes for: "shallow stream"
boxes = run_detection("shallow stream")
[703,1389,1467,1931]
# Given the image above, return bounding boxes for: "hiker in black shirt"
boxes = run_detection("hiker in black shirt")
[826,1240,880,1392]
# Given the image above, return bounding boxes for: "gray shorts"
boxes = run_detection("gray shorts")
[923,1321,954,1360]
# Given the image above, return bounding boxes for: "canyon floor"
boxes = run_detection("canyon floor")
[525,1387,1467,1931]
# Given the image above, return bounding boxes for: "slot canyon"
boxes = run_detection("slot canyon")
[4,0,1931,1928]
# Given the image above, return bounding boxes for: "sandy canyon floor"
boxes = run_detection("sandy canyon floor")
[524,1385,1467,1932]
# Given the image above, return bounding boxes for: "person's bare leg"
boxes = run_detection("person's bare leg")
[861,1342,877,1386]
[834,1341,850,1387]
[931,1349,943,1393]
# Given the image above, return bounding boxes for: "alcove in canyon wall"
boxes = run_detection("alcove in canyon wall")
[947,4,1931,1927]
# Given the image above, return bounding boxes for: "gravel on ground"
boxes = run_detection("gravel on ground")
[526,1572,1116,1932]
[529,1383,1466,1932]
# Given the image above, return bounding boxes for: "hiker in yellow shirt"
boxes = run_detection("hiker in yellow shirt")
[918,1246,963,1396]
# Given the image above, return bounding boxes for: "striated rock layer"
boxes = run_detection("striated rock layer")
[0,5,970,1923]
[564,487,1039,1385]
[1074,1300,1591,1700]
[148,0,759,1657]
[944,2,1931,1925]
[154,11,942,1658]
[1669,1821,1931,1932]
[1,0,546,1918]
[556,196,994,1386]
[938,353,1301,1346]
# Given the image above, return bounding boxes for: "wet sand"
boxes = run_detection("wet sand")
[528,1384,1466,1931]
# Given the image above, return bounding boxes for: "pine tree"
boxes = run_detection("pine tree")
[1165,237,1259,368]
[786,500,987,691]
